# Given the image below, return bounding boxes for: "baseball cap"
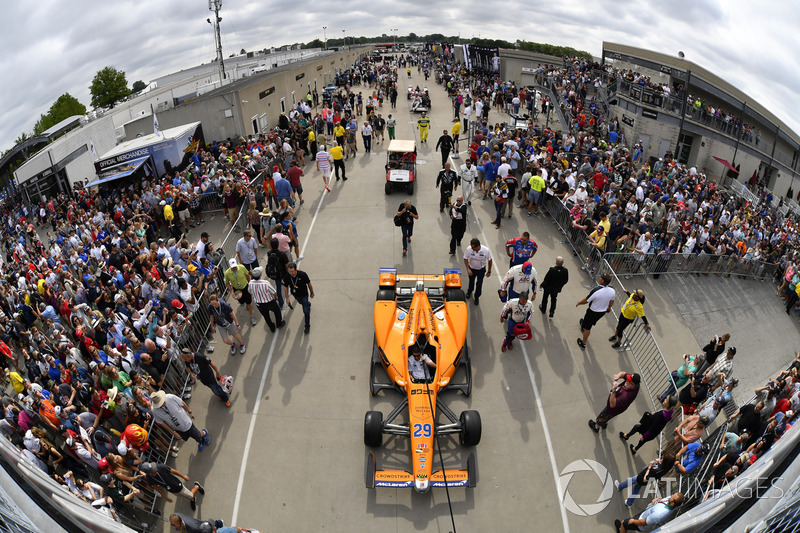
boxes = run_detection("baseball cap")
[522,261,532,275]
[228,258,238,268]
[171,299,184,310]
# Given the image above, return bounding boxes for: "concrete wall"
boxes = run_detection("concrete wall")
[14,116,117,186]
[123,47,368,143]
[500,49,563,86]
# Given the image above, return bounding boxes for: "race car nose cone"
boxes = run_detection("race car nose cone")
[414,478,430,493]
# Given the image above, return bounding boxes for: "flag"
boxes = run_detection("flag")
[89,138,98,160]
[151,104,160,137]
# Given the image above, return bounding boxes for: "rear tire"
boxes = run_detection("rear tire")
[364,411,383,447]
[376,289,396,301]
[445,288,466,302]
[385,182,392,195]
[407,181,414,195]
[459,410,481,446]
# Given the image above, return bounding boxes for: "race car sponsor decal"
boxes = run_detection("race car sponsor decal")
[435,311,445,321]
[416,443,428,452]
[376,481,414,488]
[416,474,428,479]
[397,311,407,320]
[405,309,414,331]
[430,480,469,488]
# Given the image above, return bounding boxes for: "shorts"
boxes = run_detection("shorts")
[292,184,303,195]
[234,285,253,305]
[218,321,239,339]
[320,168,331,178]
[179,209,190,222]
[528,190,542,204]
[581,309,606,331]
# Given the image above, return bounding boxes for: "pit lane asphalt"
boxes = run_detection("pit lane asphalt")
[157,66,746,533]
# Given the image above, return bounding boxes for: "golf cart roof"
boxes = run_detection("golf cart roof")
[387,140,416,153]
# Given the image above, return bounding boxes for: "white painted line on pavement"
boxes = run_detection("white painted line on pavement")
[231,186,328,524]
[230,332,278,525]
[471,208,571,533]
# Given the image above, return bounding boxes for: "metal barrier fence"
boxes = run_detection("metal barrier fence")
[602,251,776,282]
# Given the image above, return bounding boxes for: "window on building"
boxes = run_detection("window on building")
[280,97,286,114]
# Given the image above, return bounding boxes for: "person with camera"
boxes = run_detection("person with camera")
[588,371,640,433]
[396,200,418,257]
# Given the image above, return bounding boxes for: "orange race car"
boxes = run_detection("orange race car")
[365,268,481,492]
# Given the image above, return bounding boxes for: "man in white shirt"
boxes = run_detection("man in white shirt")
[463,238,493,305]
[361,122,373,153]
[408,345,436,382]
[236,230,259,271]
[500,261,538,301]
[575,273,615,350]
[151,391,210,451]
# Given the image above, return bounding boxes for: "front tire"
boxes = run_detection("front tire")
[407,181,414,195]
[445,288,466,302]
[459,410,481,446]
[376,289,396,301]
[385,182,392,195]
[364,411,383,447]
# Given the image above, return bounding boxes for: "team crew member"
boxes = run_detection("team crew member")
[235,230,259,271]
[588,371,641,432]
[506,232,538,267]
[539,257,569,318]
[316,145,332,191]
[500,260,538,301]
[417,111,431,143]
[283,262,314,334]
[435,162,458,212]
[609,289,650,348]
[249,266,284,333]
[387,114,396,140]
[500,291,534,352]
[449,196,467,255]
[575,273,615,350]
[459,158,478,205]
[397,200,419,257]
[224,259,256,327]
[408,344,436,382]
[463,238,492,305]
[329,143,346,181]
[435,130,454,168]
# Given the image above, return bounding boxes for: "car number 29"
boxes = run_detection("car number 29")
[412,423,432,438]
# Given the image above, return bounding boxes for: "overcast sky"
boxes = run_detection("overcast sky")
[2,1,799,153]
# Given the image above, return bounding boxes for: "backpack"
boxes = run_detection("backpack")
[266,251,281,280]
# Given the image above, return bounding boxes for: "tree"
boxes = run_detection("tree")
[90,66,130,109]
[131,80,147,93]
[302,39,323,49]
[33,93,87,135]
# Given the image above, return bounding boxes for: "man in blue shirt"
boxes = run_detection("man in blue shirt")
[505,232,538,267]
[615,492,684,532]
[273,171,294,207]
[675,441,708,475]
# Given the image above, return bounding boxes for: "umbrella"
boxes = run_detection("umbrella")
[712,156,738,173]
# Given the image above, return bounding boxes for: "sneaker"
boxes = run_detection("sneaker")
[194,482,205,495]
[182,393,192,400]
[268,324,276,333]
[501,339,508,352]
[614,480,621,491]
[615,519,622,532]
[190,497,196,511]
[170,450,179,458]
[608,335,618,342]
[230,345,236,355]
[215,521,224,529]
[538,304,545,312]
[577,338,586,350]
[611,342,621,349]
[507,340,513,350]
[325,185,330,191]
[473,296,479,305]
[465,290,473,299]
[304,325,310,334]
[240,344,246,354]
[225,400,231,407]
[619,431,628,441]
[296,255,304,263]
[251,316,257,326]
[287,301,294,310]
[202,429,210,446]
[629,444,637,456]
[588,419,599,433]
[549,313,554,318]
[578,318,584,331]
[277,320,286,328]
[402,249,407,257]
[300,200,305,205]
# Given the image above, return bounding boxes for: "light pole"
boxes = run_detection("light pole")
[322,26,327,49]
[391,28,398,51]
[342,29,346,49]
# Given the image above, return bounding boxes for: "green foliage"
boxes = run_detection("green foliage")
[90,66,131,109]
[33,93,86,135]
[517,40,592,59]
[131,80,147,93]
[787,186,794,200]
[14,132,30,145]
[302,39,324,49]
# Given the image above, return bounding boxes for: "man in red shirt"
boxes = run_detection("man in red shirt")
[592,171,607,193]
[287,160,305,206]
[588,372,640,432]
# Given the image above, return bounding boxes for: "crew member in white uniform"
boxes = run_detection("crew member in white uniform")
[408,345,436,382]
[500,261,538,301]
[500,291,534,352]
[459,158,478,205]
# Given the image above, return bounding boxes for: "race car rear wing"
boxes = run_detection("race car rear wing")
[366,452,476,491]
[379,268,462,289]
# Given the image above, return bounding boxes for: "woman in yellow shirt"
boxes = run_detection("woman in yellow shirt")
[609,289,650,348]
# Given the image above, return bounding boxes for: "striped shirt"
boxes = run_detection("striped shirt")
[249,279,278,303]
[316,151,331,170]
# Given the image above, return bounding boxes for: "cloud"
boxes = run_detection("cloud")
[2,0,799,154]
